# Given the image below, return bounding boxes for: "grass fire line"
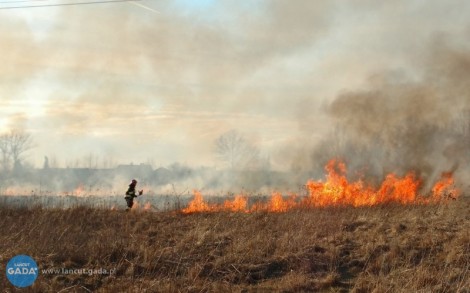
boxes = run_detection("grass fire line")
[182,159,459,214]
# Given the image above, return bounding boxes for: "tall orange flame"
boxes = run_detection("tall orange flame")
[182,191,212,213]
[431,171,458,201]
[223,195,248,212]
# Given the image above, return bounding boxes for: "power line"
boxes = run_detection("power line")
[128,1,158,13]
[0,0,47,3]
[0,0,140,9]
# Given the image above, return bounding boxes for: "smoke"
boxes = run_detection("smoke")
[0,13,46,133]
[2,1,470,194]
[5,0,337,167]
[308,37,470,190]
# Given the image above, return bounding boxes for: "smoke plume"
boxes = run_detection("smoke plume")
[310,38,470,190]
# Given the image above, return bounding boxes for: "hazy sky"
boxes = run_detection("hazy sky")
[1,0,469,169]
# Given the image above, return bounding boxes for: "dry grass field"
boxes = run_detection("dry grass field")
[1,198,469,292]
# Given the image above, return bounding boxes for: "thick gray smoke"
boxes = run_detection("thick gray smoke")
[310,38,470,190]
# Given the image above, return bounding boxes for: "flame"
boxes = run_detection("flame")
[431,171,459,201]
[144,202,152,211]
[181,191,249,213]
[222,195,248,212]
[251,192,298,212]
[73,184,85,197]
[182,191,213,213]
[182,159,460,213]
[1,187,37,196]
[305,161,423,207]
[131,200,139,210]
[126,200,152,212]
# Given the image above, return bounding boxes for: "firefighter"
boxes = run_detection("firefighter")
[125,179,143,211]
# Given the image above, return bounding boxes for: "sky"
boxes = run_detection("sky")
[1,0,470,170]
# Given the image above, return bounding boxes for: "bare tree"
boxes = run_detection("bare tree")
[9,131,33,170]
[0,130,33,171]
[0,134,11,172]
[215,130,259,170]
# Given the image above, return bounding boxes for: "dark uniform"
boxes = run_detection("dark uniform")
[125,179,142,210]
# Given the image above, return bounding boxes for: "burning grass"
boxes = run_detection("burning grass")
[183,159,460,214]
[1,199,469,292]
